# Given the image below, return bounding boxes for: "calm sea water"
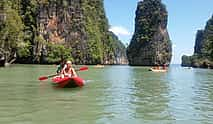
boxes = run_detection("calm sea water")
[0,64,213,124]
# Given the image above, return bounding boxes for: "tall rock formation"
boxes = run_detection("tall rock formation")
[127,0,172,66]
[182,15,213,68]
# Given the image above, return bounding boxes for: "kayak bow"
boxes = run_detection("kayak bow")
[52,76,85,88]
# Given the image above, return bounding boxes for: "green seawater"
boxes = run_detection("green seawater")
[0,64,213,124]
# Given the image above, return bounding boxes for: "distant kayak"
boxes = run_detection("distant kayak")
[52,76,85,88]
[94,64,104,68]
[183,67,192,69]
[149,68,167,72]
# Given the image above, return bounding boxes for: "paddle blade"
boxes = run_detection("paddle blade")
[38,76,48,81]
[79,66,88,71]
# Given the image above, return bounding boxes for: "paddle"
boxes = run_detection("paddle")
[38,66,88,81]
[76,66,88,71]
[38,74,57,81]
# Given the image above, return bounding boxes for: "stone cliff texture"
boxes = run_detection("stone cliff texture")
[182,15,213,68]
[109,31,128,64]
[36,0,87,64]
[194,30,204,54]
[35,0,127,64]
[127,0,172,66]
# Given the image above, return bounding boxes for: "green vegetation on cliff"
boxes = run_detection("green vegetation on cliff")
[0,0,127,65]
[82,0,108,64]
[0,0,27,64]
[20,0,38,60]
[134,0,167,43]
[46,43,72,63]
[203,15,213,58]
[182,15,213,68]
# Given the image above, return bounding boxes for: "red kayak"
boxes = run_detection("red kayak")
[52,76,85,88]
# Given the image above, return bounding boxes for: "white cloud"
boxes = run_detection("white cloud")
[109,26,131,36]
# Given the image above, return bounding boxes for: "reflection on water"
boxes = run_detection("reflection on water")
[0,65,213,124]
[167,67,213,123]
[97,66,136,123]
[167,66,198,121]
[192,69,213,123]
[132,67,172,121]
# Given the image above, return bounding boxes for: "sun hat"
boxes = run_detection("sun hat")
[66,60,72,64]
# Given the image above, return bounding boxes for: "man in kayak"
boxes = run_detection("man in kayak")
[56,60,66,74]
[60,60,77,78]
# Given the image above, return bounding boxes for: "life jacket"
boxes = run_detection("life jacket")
[63,67,74,77]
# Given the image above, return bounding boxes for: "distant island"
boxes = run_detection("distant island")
[127,0,172,66]
[0,0,127,67]
[182,15,213,69]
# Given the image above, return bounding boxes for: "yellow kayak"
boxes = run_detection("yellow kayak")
[149,68,167,72]
[95,64,104,68]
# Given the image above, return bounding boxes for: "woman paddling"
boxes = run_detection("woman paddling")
[60,60,77,78]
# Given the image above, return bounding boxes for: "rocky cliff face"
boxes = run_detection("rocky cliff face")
[0,0,127,65]
[127,0,172,66]
[109,31,128,64]
[182,15,213,68]
[35,0,127,64]
[194,30,204,54]
[35,0,87,64]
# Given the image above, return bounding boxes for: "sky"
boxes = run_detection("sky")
[104,0,213,64]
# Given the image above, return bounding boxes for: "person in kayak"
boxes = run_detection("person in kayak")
[60,60,77,78]
[162,64,167,70]
[56,60,66,74]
